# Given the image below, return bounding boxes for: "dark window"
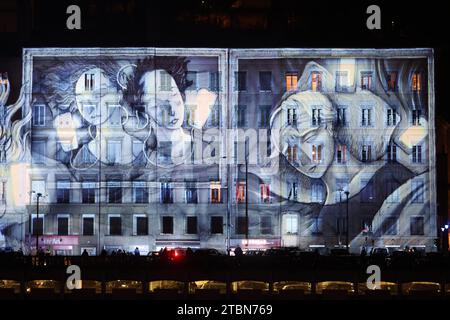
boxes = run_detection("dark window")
[336,218,347,235]
[259,71,272,91]
[57,217,69,236]
[260,216,272,235]
[210,72,221,91]
[162,216,174,234]
[235,71,247,91]
[32,217,43,236]
[236,216,247,235]
[382,217,397,235]
[160,182,173,203]
[360,181,375,203]
[412,109,421,125]
[109,216,122,236]
[186,71,197,90]
[136,216,148,236]
[410,217,424,236]
[387,72,397,91]
[56,143,70,164]
[387,144,397,163]
[361,71,373,90]
[186,183,197,204]
[211,216,223,234]
[82,181,96,204]
[259,105,270,128]
[412,145,422,163]
[83,217,94,236]
[186,216,198,234]
[108,182,122,203]
[134,183,148,203]
[56,182,70,203]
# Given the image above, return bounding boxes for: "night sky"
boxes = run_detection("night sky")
[1,0,449,120]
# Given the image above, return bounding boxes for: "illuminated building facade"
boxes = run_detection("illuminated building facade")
[0,48,436,255]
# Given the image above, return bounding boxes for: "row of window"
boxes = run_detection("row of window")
[81,71,222,93]
[30,176,425,205]
[32,213,425,238]
[284,215,425,236]
[31,214,265,237]
[234,70,423,92]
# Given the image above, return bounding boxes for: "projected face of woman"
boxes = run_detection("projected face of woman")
[273,92,335,179]
[139,70,184,129]
[75,68,120,126]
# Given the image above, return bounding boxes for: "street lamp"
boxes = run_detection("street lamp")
[344,191,350,251]
[32,191,44,255]
[337,188,343,246]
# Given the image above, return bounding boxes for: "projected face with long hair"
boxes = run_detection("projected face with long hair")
[271,91,335,179]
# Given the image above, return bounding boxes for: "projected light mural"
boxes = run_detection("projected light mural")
[0,48,436,255]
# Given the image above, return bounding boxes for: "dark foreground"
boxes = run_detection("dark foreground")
[1,251,450,300]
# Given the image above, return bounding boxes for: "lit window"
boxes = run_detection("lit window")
[210,181,222,203]
[336,144,346,164]
[361,71,372,90]
[387,71,397,91]
[285,72,298,91]
[236,181,246,203]
[412,72,421,92]
[311,72,322,92]
[312,145,322,163]
[287,144,298,163]
[260,184,270,203]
